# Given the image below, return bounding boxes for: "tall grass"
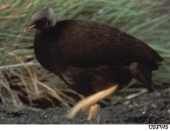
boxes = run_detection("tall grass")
[0,0,170,107]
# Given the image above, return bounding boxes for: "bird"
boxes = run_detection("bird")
[24,7,163,120]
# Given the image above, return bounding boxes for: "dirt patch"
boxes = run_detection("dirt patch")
[0,86,169,124]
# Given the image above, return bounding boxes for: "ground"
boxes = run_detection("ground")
[0,86,169,124]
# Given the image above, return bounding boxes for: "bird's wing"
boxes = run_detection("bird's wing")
[55,20,163,68]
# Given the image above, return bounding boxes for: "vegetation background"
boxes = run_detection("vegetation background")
[0,0,170,108]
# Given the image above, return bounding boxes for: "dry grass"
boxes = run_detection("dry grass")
[0,51,83,108]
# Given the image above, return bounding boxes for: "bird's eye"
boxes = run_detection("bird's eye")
[40,18,46,22]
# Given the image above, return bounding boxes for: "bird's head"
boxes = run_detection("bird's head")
[24,7,56,32]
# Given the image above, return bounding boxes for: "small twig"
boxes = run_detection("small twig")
[33,74,39,95]
[0,14,26,19]
[126,89,148,100]
[0,62,40,70]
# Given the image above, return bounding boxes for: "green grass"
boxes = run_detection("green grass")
[0,0,170,97]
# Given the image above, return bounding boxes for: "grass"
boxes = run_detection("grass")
[0,0,170,108]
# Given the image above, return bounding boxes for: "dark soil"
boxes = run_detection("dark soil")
[0,86,169,124]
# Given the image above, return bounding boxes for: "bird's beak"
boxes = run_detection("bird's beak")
[24,23,36,32]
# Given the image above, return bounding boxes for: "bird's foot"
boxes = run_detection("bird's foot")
[67,84,118,121]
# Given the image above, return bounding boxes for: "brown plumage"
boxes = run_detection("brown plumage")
[25,8,163,120]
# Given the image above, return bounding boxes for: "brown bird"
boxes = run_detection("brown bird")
[24,7,163,120]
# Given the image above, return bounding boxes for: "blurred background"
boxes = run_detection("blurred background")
[0,0,170,109]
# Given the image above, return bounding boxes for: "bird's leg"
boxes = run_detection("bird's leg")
[67,84,118,120]
[128,62,154,91]
[87,104,100,121]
